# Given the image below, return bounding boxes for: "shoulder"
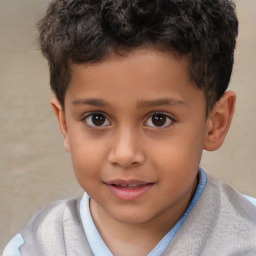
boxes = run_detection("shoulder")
[165,176,256,255]
[207,175,256,213]
[202,176,256,251]
[204,175,256,222]
[21,197,81,235]
[21,197,81,237]
[19,197,91,255]
[2,198,81,256]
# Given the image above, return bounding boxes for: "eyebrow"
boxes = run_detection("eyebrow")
[137,98,186,108]
[72,98,108,107]
[71,97,186,108]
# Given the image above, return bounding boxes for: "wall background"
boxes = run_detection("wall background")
[0,0,255,251]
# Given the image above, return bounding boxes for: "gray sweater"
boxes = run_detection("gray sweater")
[20,176,256,255]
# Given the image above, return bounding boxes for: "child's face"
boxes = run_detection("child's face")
[58,48,211,226]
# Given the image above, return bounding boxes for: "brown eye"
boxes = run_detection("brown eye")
[85,113,110,127]
[145,113,173,128]
[152,114,166,126]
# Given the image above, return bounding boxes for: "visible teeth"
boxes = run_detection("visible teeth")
[116,184,142,188]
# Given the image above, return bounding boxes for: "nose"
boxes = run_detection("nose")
[107,127,145,168]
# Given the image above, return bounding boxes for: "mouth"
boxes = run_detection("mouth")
[111,183,150,188]
[104,180,154,201]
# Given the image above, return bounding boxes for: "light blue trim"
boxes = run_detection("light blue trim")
[2,233,24,256]
[243,194,256,208]
[147,168,207,256]
[80,193,113,256]
[79,168,207,256]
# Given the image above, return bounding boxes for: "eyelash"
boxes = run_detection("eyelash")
[82,112,111,127]
[82,112,175,129]
[144,112,175,128]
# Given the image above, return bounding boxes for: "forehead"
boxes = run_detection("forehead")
[66,47,204,110]
[69,48,189,88]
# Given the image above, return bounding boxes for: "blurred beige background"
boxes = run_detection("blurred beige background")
[0,0,255,251]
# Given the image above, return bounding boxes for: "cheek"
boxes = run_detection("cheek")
[150,129,204,177]
[68,138,106,183]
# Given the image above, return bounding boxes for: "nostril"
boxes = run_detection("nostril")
[108,150,145,168]
[107,131,146,167]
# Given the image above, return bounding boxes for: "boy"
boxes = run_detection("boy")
[3,0,256,255]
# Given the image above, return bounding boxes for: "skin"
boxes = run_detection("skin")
[51,47,236,256]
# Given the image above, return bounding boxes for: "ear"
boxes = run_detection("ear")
[204,91,236,151]
[50,97,70,152]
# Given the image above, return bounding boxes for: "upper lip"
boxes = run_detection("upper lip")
[104,179,153,186]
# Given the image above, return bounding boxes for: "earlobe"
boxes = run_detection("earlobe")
[204,91,236,151]
[50,97,70,152]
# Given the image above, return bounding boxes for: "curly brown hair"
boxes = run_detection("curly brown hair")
[38,0,238,111]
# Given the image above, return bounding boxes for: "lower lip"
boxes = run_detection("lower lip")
[105,184,153,201]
